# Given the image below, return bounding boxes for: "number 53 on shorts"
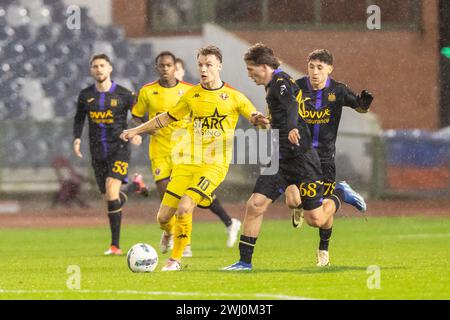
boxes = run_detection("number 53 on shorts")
[112,161,129,176]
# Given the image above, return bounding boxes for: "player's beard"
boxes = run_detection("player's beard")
[96,75,108,84]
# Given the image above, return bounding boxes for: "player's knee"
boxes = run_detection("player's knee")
[304,212,325,228]
[246,197,266,217]
[157,212,171,225]
[176,202,192,216]
[286,196,300,209]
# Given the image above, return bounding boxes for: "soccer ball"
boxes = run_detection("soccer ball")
[126,243,158,272]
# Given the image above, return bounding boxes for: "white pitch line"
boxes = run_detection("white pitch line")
[0,289,315,300]
[395,233,450,239]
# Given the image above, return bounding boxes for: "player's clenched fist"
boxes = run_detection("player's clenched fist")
[120,129,137,142]
[288,128,301,146]
[130,134,142,146]
[250,111,271,129]
[73,138,83,158]
[356,90,374,113]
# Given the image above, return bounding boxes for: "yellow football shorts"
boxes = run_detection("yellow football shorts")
[162,163,227,209]
[150,156,173,182]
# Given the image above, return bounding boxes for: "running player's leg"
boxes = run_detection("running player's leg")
[223,172,283,270]
[159,166,195,269]
[105,177,124,255]
[103,150,130,255]
[171,195,196,261]
[316,160,336,265]
[156,203,177,254]
[285,184,304,228]
[155,177,177,252]
[153,157,177,252]
[92,159,120,255]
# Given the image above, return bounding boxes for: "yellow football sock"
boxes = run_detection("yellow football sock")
[159,215,176,235]
[171,212,193,261]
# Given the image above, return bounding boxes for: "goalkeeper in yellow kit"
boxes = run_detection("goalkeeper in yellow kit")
[121,45,268,271]
[132,51,242,258]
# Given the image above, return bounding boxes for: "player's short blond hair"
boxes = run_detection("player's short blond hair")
[197,45,222,63]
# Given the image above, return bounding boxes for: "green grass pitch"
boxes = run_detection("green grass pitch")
[0,216,449,300]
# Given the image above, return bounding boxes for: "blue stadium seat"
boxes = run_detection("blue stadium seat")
[35,24,60,44]
[133,43,154,63]
[103,25,125,42]
[4,96,30,120]
[113,41,130,59]
[0,26,15,43]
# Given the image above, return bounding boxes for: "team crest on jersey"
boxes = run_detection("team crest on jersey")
[328,93,336,102]
[193,93,200,98]
[220,93,229,100]
[153,91,158,95]
[155,168,160,175]
[110,99,118,107]
[178,90,184,95]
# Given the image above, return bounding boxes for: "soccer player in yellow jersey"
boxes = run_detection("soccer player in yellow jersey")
[132,52,242,258]
[121,45,268,271]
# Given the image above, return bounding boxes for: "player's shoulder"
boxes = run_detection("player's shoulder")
[295,76,309,88]
[182,83,201,95]
[140,80,159,91]
[114,83,134,96]
[274,72,297,87]
[330,78,349,91]
[222,83,249,100]
[79,84,95,96]
[223,83,242,94]
[178,80,194,88]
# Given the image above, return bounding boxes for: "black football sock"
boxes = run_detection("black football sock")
[319,228,332,251]
[119,190,128,207]
[209,198,232,227]
[239,235,257,264]
[107,199,122,248]
[329,189,345,212]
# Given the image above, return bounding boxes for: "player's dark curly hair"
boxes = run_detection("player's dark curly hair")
[197,45,222,63]
[90,53,112,65]
[244,43,281,69]
[155,51,176,65]
[308,49,333,65]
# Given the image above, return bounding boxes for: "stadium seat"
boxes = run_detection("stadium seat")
[112,41,130,59]
[5,4,30,27]
[0,25,15,42]
[103,25,125,42]
[5,97,29,120]
[0,1,157,168]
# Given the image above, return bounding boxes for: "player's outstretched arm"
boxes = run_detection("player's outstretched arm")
[120,112,174,141]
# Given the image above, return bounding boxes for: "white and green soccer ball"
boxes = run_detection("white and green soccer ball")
[127,243,158,272]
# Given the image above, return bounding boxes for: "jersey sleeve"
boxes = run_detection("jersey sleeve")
[128,91,137,112]
[342,84,360,109]
[167,94,191,121]
[236,93,257,120]
[342,84,372,113]
[73,92,87,140]
[274,78,299,132]
[131,88,148,118]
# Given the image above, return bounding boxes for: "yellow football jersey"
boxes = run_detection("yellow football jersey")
[168,83,256,167]
[132,80,193,159]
